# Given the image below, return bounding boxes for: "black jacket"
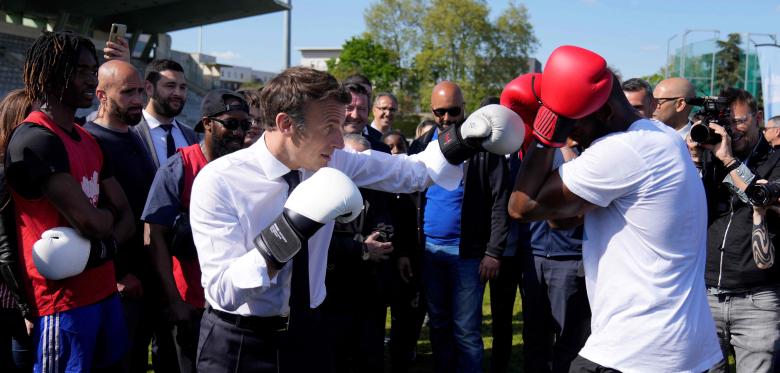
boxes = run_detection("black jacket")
[703,137,780,289]
[365,126,391,153]
[407,127,510,259]
[0,168,32,318]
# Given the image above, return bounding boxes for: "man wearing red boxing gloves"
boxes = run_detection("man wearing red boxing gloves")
[508,46,722,372]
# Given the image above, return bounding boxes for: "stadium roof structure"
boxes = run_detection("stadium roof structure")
[2,0,290,33]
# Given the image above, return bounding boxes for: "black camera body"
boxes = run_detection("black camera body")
[373,223,394,243]
[687,96,732,145]
[746,181,780,207]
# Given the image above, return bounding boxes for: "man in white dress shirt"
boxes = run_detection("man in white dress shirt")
[189,67,521,372]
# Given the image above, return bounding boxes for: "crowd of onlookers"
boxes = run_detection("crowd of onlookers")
[0,29,778,373]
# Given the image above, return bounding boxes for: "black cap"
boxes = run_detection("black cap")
[194,89,250,132]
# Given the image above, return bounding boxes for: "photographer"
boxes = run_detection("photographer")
[689,88,780,373]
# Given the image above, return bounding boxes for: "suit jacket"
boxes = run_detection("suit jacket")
[365,126,391,153]
[134,118,200,169]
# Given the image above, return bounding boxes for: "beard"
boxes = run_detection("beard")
[109,98,142,126]
[151,89,184,118]
[210,133,244,159]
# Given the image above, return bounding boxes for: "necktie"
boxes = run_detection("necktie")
[283,170,309,313]
[160,124,176,158]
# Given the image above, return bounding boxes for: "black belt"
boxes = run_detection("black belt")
[207,306,288,332]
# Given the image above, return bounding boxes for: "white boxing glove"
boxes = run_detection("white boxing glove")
[32,227,90,280]
[438,104,525,164]
[285,167,364,224]
[255,167,364,269]
[460,104,525,155]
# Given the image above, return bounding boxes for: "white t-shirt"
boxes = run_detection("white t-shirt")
[559,119,721,373]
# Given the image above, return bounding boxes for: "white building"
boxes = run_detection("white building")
[298,47,342,71]
[219,65,276,90]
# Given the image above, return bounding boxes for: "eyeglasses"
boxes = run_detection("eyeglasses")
[209,117,251,131]
[655,97,682,107]
[432,107,462,117]
[732,116,753,126]
[375,106,398,113]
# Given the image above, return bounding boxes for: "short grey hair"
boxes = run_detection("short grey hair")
[343,133,371,151]
[373,92,398,106]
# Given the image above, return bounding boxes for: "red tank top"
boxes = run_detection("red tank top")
[172,144,207,309]
[13,111,116,316]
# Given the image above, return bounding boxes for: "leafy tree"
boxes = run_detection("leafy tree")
[715,33,743,92]
[364,0,537,113]
[326,35,402,92]
[484,0,538,91]
[363,0,424,72]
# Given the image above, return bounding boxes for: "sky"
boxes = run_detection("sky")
[169,0,780,80]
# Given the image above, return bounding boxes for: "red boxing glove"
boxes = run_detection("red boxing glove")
[534,46,613,147]
[501,73,542,155]
[501,73,542,125]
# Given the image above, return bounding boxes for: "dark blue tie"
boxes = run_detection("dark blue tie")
[284,170,309,312]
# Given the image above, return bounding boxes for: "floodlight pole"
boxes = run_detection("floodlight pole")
[283,0,292,69]
[681,29,719,94]
[666,34,678,78]
[744,33,777,90]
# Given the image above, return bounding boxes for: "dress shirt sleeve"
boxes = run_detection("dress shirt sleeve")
[189,167,277,311]
[332,140,462,192]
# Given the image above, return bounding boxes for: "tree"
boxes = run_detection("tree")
[362,0,537,113]
[326,35,402,92]
[364,0,424,71]
[715,33,743,92]
[484,0,538,90]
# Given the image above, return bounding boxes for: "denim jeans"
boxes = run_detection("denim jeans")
[422,245,484,373]
[707,285,780,373]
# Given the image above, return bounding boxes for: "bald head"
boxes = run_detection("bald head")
[98,60,143,90]
[652,77,695,130]
[430,81,465,129]
[96,60,145,128]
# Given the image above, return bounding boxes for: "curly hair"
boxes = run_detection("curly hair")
[23,31,97,106]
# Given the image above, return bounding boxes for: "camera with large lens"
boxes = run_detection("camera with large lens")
[687,96,732,145]
[745,181,780,207]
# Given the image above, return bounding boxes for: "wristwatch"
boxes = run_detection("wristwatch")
[361,243,370,261]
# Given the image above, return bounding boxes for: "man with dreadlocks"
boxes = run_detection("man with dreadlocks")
[4,31,135,372]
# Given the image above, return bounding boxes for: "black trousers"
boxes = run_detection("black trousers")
[488,255,523,373]
[569,355,621,373]
[521,254,591,373]
[389,255,426,373]
[197,307,326,373]
[170,308,203,373]
[196,308,284,373]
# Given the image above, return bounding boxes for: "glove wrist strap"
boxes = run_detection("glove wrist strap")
[438,125,477,164]
[254,210,323,270]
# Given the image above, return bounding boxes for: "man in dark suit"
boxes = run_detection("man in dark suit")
[134,59,199,169]
[342,83,391,153]
[134,59,198,371]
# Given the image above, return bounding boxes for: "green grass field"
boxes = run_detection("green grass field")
[385,285,525,373]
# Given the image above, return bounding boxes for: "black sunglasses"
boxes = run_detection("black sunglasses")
[209,117,251,131]
[432,107,462,117]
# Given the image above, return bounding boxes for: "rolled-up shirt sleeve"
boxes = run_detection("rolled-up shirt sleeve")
[189,167,277,312]
[333,140,463,192]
